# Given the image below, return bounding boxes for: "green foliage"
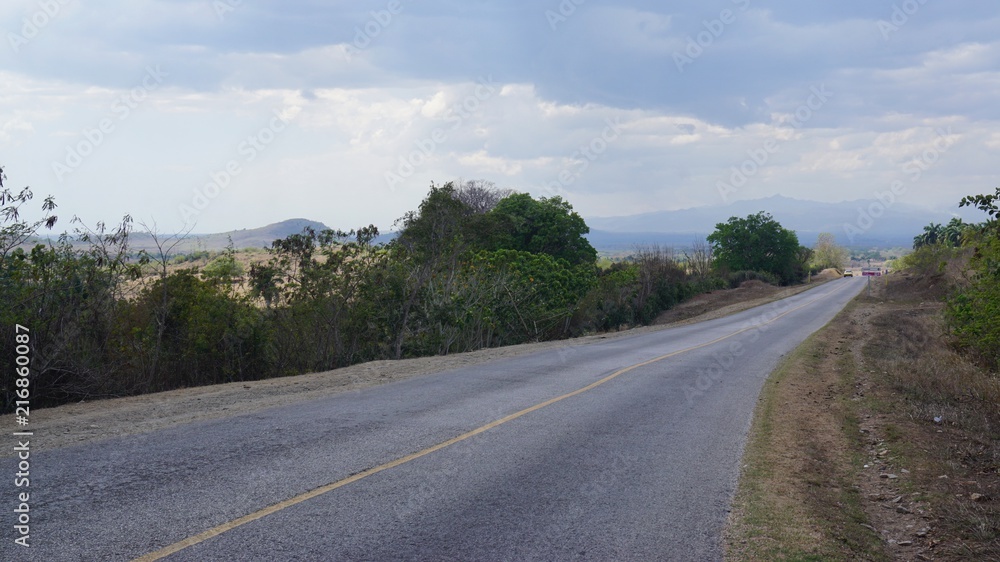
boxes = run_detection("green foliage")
[393,182,597,266]
[945,187,1000,370]
[707,212,803,285]
[202,243,244,287]
[577,263,642,331]
[897,244,961,277]
[947,281,1000,370]
[574,247,709,332]
[959,187,1000,222]
[394,183,472,260]
[913,217,971,249]
[407,249,596,352]
[1,213,144,407]
[0,167,739,411]
[128,269,268,390]
[248,224,392,371]
[810,233,849,271]
[486,193,598,266]
[170,250,212,264]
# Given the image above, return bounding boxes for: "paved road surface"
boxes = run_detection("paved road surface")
[3,278,865,561]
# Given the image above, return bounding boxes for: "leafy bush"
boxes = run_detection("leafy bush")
[170,250,212,264]
[575,263,641,332]
[126,269,269,390]
[202,247,244,285]
[573,247,711,333]
[947,282,1000,370]
[708,212,805,285]
[897,245,962,277]
[941,188,1000,371]
[1,169,748,411]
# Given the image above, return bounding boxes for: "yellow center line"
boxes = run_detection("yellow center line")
[133,281,850,561]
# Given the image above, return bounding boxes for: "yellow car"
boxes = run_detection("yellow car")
[844,269,854,277]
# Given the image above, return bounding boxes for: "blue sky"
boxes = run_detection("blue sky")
[1,0,998,233]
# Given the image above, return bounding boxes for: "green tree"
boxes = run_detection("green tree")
[485,193,597,266]
[810,233,849,271]
[249,225,390,369]
[913,222,943,249]
[707,212,802,284]
[461,249,595,343]
[941,217,967,247]
[0,165,57,259]
[960,187,1000,222]
[202,240,245,288]
[394,182,472,261]
[129,269,268,390]
[947,187,1000,369]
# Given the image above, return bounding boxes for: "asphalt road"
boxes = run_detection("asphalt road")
[3,278,865,561]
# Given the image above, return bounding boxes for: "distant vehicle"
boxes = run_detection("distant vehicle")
[844,269,854,277]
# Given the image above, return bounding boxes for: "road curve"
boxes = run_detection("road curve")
[2,278,865,561]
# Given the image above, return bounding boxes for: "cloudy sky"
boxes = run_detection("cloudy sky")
[1,0,997,234]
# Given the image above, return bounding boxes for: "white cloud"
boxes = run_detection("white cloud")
[0,1,997,233]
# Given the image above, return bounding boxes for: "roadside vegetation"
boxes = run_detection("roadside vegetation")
[727,187,1000,560]
[1,165,839,411]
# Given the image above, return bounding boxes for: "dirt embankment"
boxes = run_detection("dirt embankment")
[726,273,1000,561]
[2,276,837,456]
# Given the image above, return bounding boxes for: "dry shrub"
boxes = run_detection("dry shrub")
[863,274,1000,558]
[865,304,1000,437]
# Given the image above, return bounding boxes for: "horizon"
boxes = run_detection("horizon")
[25,190,985,250]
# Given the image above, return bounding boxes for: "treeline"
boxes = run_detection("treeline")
[5,173,769,411]
[900,188,1000,371]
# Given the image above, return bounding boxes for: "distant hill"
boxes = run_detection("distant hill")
[585,231,710,254]
[586,195,983,248]
[125,218,332,254]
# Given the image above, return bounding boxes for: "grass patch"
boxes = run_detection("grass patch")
[854,276,1000,559]
[725,302,887,561]
[731,272,1000,561]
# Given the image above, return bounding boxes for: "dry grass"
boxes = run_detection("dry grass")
[655,272,839,326]
[727,271,1000,561]
[858,274,1000,559]
[725,299,887,561]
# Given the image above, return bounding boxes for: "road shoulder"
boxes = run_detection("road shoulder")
[725,275,1000,561]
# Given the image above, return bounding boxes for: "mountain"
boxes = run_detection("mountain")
[125,218,332,254]
[585,195,982,248]
[584,231,710,253]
